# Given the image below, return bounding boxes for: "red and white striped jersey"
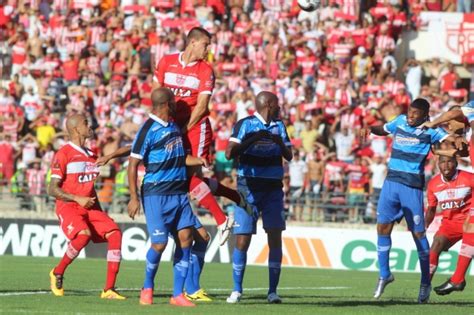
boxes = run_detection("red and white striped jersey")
[154,52,215,127]
[376,35,395,51]
[427,170,473,221]
[50,142,100,211]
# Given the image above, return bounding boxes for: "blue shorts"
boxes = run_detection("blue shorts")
[143,194,196,244]
[233,183,286,235]
[376,180,425,233]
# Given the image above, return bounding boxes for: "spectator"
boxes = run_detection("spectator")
[288,151,308,222]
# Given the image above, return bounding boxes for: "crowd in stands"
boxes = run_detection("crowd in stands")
[0,0,472,223]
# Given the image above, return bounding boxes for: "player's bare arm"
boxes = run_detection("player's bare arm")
[185,93,211,132]
[127,156,141,220]
[96,145,132,166]
[421,109,464,129]
[226,130,271,160]
[425,205,437,229]
[48,178,96,209]
[186,155,209,168]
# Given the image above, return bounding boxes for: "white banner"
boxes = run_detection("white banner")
[409,12,474,64]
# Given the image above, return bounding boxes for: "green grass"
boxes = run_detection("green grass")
[0,255,472,315]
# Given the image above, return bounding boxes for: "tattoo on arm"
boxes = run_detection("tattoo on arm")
[48,178,76,202]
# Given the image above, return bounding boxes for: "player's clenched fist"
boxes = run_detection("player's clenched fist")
[74,196,96,209]
[128,198,141,220]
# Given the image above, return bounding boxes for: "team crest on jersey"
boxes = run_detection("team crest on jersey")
[176,74,186,85]
[447,189,455,199]
[164,137,183,153]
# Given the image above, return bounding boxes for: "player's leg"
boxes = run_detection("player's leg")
[261,188,286,303]
[435,216,474,295]
[429,234,450,280]
[51,209,91,296]
[170,195,197,307]
[184,226,212,301]
[401,184,431,303]
[139,195,171,305]
[227,194,256,304]
[373,181,401,299]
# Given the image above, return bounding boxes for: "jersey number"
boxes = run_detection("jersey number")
[170,87,191,97]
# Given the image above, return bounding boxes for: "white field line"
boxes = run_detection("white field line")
[0,286,350,297]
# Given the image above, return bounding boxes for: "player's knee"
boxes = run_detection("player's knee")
[376,223,392,235]
[106,230,122,248]
[151,242,166,253]
[236,235,251,251]
[413,231,426,239]
[77,229,91,236]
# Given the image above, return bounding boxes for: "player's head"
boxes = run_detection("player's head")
[186,27,212,60]
[407,98,430,126]
[151,87,176,117]
[255,91,280,120]
[66,114,93,139]
[438,154,457,180]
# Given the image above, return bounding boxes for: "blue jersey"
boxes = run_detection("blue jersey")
[131,114,187,196]
[230,112,291,190]
[383,114,448,188]
[461,100,474,123]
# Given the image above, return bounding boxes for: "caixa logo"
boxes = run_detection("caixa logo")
[340,240,461,274]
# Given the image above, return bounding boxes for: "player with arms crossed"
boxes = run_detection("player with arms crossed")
[128,88,208,307]
[48,114,125,299]
[425,154,472,281]
[361,98,449,303]
[225,91,293,304]
[153,27,251,245]
[421,100,474,295]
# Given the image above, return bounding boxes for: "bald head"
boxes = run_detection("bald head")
[66,113,86,134]
[151,88,174,109]
[255,91,278,111]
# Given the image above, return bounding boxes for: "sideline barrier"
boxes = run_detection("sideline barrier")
[1,219,472,275]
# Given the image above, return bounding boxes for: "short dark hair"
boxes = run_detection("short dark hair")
[410,98,430,113]
[186,27,211,45]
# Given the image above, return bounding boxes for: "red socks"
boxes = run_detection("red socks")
[429,250,439,280]
[54,234,91,275]
[451,232,474,284]
[105,230,122,291]
[203,178,241,204]
[189,176,226,226]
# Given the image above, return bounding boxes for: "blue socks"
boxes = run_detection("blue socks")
[414,235,431,285]
[173,246,191,297]
[268,247,282,295]
[143,247,162,289]
[185,241,208,295]
[377,235,392,279]
[232,248,247,293]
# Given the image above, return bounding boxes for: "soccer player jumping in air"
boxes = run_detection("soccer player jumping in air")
[152,26,252,246]
[49,114,125,300]
[360,98,449,303]
[225,91,293,304]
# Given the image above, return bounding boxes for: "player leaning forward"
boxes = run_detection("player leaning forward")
[128,88,209,307]
[361,98,452,303]
[49,114,125,299]
[226,91,293,304]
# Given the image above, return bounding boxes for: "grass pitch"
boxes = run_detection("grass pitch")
[0,255,472,315]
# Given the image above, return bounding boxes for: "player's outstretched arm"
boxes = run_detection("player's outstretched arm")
[127,157,141,220]
[421,109,464,129]
[96,145,132,166]
[425,206,437,229]
[48,178,96,208]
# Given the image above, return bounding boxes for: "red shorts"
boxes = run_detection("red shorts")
[183,118,213,162]
[56,204,119,242]
[435,218,464,246]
